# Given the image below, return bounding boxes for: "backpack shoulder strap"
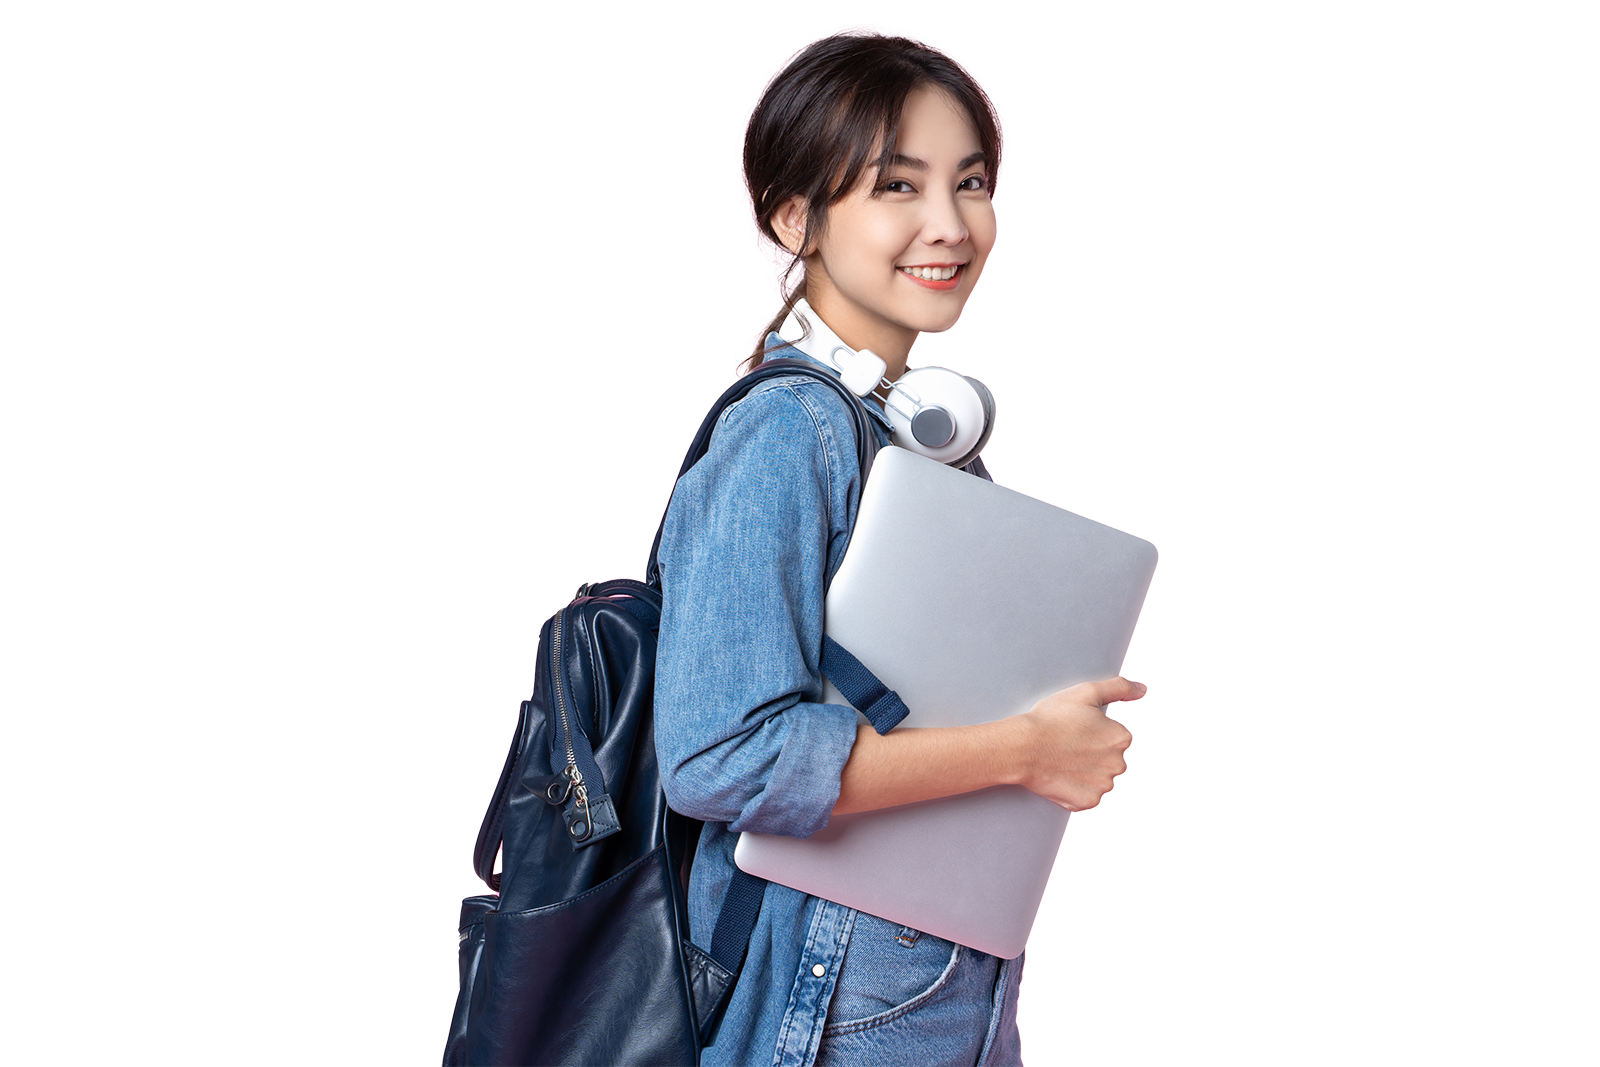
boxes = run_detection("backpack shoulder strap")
[644,358,879,589]
[640,359,879,989]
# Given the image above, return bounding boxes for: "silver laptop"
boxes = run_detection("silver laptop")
[734,446,1157,958]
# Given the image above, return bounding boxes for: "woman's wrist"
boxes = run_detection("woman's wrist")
[987,712,1038,792]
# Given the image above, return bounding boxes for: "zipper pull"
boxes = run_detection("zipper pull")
[562,766,594,841]
[561,766,621,847]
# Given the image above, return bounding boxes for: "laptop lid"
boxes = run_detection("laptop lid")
[734,446,1157,958]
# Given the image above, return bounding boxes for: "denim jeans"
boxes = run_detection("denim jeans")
[812,913,1023,1067]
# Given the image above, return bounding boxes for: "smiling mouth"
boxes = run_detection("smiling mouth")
[898,264,964,290]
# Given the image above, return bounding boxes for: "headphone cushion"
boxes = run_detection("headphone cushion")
[950,376,997,468]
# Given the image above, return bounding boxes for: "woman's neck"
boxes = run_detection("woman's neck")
[802,285,915,382]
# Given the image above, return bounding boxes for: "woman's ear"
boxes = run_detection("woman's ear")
[770,196,812,256]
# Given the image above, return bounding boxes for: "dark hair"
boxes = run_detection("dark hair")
[742,33,1002,368]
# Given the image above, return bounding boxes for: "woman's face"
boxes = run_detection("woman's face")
[799,86,997,368]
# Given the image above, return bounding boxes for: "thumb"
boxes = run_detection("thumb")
[1088,676,1147,707]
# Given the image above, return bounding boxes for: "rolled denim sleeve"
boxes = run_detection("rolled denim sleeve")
[653,381,864,838]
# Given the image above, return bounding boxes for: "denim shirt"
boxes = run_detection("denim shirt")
[654,339,1023,1067]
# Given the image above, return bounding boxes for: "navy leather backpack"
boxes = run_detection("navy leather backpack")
[444,361,887,1066]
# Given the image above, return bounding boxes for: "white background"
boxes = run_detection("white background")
[3,2,1595,1063]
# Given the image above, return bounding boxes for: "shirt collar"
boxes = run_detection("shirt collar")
[761,334,895,432]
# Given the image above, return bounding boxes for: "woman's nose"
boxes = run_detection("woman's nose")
[920,191,969,246]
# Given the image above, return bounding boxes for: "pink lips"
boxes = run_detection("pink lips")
[899,264,963,291]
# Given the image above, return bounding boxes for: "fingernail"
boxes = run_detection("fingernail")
[1133,681,1147,695]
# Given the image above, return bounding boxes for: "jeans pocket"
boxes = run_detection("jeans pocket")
[822,912,963,1035]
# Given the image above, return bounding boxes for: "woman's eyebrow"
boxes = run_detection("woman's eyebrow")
[885,151,989,172]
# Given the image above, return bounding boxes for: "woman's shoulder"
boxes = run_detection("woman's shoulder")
[711,367,866,473]
[650,365,870,548]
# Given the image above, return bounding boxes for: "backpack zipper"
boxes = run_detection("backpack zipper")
[549,607,591,831]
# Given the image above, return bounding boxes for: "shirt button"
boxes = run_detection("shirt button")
[811,964,826,977]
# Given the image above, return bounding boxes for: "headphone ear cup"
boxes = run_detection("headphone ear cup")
[949,375,996,469]
[884,367,991,465]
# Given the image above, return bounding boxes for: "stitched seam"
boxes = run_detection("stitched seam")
[712,380,844,535]
[819,942,964,1037]
[783,380,867,591]
[711,378,798,432]
[796,906,856,1067]
[976,953,1015,1066]
[760,339,895,433]
[771,901,833,1067]
[777,382,839,536]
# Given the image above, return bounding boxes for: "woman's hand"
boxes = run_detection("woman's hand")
[1016,678,1145,811]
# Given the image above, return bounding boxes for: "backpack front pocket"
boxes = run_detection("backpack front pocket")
[464,844,698,1067]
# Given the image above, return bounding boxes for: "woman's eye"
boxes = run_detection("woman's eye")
[881,179,915,194]
[959,175,988,192]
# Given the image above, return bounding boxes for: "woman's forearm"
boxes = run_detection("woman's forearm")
[830,677,1146,816]
[832,718,1029,815]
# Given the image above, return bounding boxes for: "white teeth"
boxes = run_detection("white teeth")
[902,266,958,281]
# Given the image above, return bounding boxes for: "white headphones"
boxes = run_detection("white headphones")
[779,298,996,467]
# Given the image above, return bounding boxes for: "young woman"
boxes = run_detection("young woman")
[653,33,1145,1067]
